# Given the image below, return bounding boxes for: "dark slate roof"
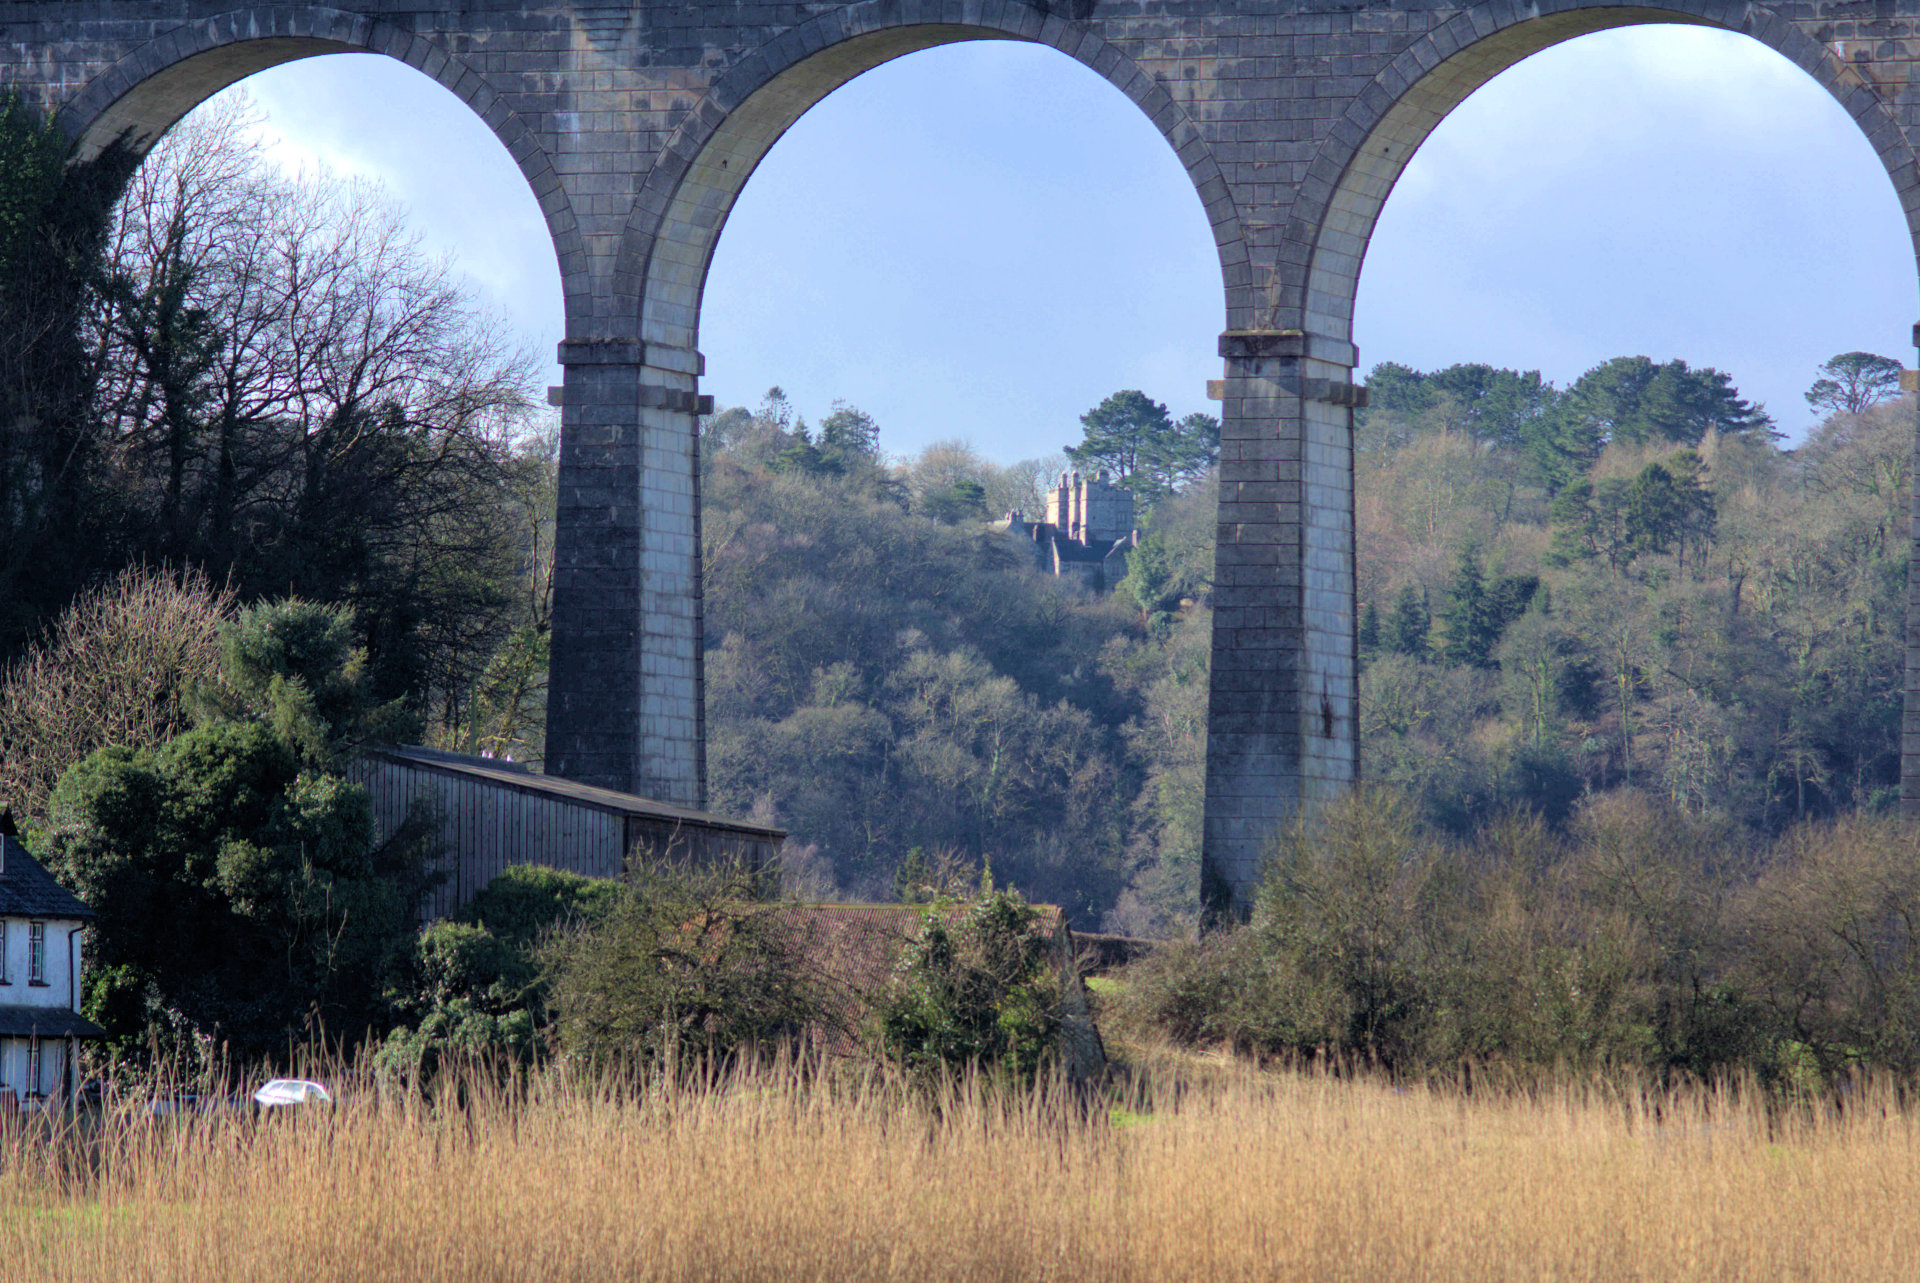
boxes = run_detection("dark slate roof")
[363,747,786,841]
[0,837,92,921]
[1045,532,1130,564]
[0,1005,103,1039]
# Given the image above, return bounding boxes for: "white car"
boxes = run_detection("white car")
[252,1078,332,1109]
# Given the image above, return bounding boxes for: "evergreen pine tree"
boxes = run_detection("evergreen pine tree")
[1544,482,1599,566]
[770,419,829,475]
[1807,351,1902,417]
[1066,390,1174,492]
[1385,584,1430,658]
[1440,547,1501,668]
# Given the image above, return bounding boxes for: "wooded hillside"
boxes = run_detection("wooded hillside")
[1349,356,1907,835]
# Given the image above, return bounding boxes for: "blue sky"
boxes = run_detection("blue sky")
[228,24,1914,461]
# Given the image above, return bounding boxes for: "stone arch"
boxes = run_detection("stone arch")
[1280,0,1920,343]
[608,0,1251,354]
[55,5,589,324]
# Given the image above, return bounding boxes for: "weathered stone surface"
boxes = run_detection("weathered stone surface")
[10,0,1920,914]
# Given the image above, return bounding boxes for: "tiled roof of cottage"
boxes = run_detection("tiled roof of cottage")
[0,836,93,921]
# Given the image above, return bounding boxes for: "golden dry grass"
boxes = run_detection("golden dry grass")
[3,1060,1918,1281]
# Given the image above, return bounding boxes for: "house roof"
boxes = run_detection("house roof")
[0,837,92,922]
[0,1005,103,1039]
[363,746,786,841]
[1045,531,1130,564]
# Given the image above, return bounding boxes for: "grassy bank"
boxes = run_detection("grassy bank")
[2,1061,1918,1280]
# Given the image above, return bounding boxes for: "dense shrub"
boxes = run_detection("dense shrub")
[878,890,1066,1083]
[41,599,433,1062]
[1737,813,1920,1081]
[376,865,624,1084]
[542,862,825,1069]
[1116,789,1920,1088]
[456,862,625,948]
[374,1000,541,1085]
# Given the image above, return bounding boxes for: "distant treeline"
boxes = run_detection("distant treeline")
[1116,787,1920,1089]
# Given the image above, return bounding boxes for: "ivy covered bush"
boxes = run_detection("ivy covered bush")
[878,890,1065,1083]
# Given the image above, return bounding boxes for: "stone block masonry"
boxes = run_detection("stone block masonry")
[12,0,1920,914]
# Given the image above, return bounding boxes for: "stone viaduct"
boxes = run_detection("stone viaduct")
[5,0,1920,913]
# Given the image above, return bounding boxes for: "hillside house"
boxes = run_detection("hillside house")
[353,746,786,921]
[0,835,100,1109]
[994,470,1139,593]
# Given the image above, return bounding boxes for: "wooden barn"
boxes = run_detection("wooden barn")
[353,746,785,921]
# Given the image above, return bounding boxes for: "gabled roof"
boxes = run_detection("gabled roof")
[0,837,93,921]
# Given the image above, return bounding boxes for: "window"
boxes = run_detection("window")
[27,922,44,986]
[24,1039,38,1100]
[0,919,8,983]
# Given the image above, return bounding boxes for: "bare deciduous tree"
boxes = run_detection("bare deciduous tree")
[90,94,544,726]
[0,563,234,822]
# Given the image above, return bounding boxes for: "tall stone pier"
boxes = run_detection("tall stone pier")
[11,0,1920,915]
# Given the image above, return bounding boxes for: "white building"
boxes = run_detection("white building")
[0,834,99,1107]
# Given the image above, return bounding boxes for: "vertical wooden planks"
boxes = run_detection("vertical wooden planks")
[358,750,778,921]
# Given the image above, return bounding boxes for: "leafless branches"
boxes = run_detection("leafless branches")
[0,563,234,822]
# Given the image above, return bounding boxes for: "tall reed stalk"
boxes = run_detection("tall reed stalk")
[3,1055,1916,1280]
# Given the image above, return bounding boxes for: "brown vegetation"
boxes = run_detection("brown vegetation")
[4,1060,1919,1280]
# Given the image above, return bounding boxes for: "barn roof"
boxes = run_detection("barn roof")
[0,837,93,922]
[363,746,786,842]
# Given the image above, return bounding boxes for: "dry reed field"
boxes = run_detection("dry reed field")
[1,1061,1916,1282]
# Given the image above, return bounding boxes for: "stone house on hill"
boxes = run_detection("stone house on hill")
[0,835,100,1108]
[994,470,1140,594]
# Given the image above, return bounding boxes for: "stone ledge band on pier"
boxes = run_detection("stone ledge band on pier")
[1300,379,1368,409]
[1219,329,1358,366]
[638,386,715,415]
[555,339,712,414]
[556,340,707,378]
[1218,330,1367,408]
[557,338,644,365]
[544,385,713,413]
